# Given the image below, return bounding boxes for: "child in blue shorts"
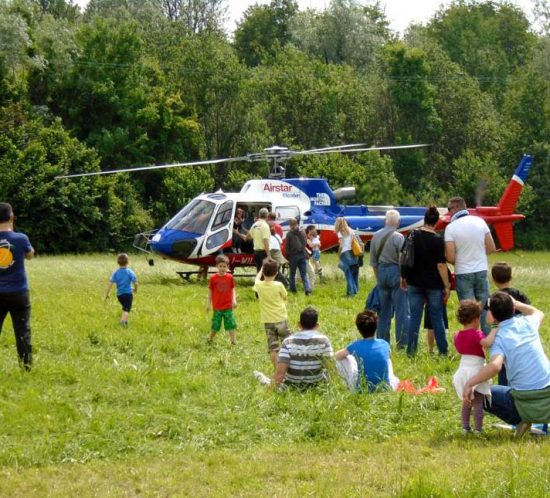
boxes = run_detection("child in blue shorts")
[306,225,322,276]
[104,253,138,327]
[206,254,237,345]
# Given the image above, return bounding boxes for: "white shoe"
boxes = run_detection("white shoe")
[253,370,271,386]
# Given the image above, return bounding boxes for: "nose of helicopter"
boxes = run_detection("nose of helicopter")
[150,229,199,259]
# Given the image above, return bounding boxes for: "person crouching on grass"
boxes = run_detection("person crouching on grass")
[104,253,138,327]
[206,254,237,345]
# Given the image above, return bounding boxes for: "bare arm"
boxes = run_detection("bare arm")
[206,288,212,311]
[104,282,114,302]
[485,232,496,255]
[463,354,503,406]
[232,287,237,308]
[445,241,456,264]
[480,327,498,348]
[133,281,138,294]
[513,299,544,326]
[273,361,289,386]
[334,348,349,361]
[437,262,451,301]
[25,248,35,260]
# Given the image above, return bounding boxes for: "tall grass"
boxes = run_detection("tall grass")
[0,251,549,495]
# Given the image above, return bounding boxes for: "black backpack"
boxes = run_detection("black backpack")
[400,230,417,269]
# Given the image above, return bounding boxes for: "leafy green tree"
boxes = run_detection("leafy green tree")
[0,104,150,252]
[289,0,390,69]
[234,0,297,67]
[427,1,535,103]
[246,47,374,149]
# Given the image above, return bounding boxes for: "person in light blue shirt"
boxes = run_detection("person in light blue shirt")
[104,253,138,327]
[463,292,550,435]
[335,310,399,392]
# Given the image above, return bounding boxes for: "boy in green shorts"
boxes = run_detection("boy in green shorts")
[253,259,290,367]
[206,254,237,345]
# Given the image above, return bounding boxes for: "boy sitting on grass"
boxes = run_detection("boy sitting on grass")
[104,253,138,327]
[206,254,237,345]
[255,306,333,389]
[253,259,290,368]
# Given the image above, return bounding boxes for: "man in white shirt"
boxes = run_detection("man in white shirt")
[445,196,496,333]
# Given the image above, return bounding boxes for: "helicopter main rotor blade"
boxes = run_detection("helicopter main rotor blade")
[56,156,251,179]
[299,143,366,154]
[300,143,432,156]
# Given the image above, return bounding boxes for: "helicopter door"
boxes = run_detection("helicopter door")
[200,200,235,256]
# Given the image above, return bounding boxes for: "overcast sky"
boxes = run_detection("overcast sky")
[73,0,536,34]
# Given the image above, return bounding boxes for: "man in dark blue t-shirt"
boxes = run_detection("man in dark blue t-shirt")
[0,202,34,369]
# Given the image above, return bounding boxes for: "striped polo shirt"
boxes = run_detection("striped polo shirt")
[278,330,333,386]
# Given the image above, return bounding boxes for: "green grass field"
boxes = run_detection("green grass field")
[1,252,550,497]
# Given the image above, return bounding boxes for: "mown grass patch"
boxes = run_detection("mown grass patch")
[0,251,549,494]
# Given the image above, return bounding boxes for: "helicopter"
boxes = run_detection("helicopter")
[58,145,533,278]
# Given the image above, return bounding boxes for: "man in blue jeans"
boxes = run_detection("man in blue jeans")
[285,218,311,296]
[463,292,550,436]
[369,210,409,348]
[445,196,496,333]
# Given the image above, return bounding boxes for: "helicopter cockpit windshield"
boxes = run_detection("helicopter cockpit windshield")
[166,199,215,234]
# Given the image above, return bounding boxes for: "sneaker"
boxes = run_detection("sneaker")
[462,428,472,434]
[305,291,311,296]
[530,424,547,435]
[515,421,532,437]
[253,370,271,386]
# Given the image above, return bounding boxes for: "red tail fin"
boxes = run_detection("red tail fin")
[498,155,533,215]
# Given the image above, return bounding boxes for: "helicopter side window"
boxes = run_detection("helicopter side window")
[211,201,234,231]
[275,206,300,222]
[206,229,230,250]
[166,199,215,234]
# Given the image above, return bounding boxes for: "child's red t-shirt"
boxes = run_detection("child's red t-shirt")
[209,273,235,311]
[454,328,485,358]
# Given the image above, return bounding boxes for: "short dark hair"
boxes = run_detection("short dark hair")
[262,259,278,277]
[117,253,129,266]
[215,254,229,265]
[424,205,439,227]
[305,225,316,234]
[448,196,466,210]
[0,203,13,223]
[300,306,319,329]
[267,212,277,221]
[456,299,481,325]
[489,291,514,322]
[355,310,378,338]
[491,262,512,285]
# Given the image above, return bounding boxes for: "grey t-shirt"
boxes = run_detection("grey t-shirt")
[369,227,404,268]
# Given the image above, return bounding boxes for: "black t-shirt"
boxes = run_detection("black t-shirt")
[404,229,446,289]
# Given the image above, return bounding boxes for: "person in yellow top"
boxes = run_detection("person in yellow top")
[247,207,273,271]
[253,259,290,368]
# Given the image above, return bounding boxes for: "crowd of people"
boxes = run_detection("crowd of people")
[2,197,550,436]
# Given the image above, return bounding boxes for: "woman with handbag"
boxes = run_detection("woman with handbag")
[401,206,451,355]
[335,217,359,297]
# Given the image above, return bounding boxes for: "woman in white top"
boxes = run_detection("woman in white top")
[335,217,359,297]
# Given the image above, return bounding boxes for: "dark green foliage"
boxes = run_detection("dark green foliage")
[234,0,298,67]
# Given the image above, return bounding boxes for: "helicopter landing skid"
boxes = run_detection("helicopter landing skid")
[176,267,256,282]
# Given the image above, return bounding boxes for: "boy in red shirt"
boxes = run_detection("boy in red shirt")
[206,255,237,345]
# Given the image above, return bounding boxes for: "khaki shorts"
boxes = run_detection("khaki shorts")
[264,320,290,352]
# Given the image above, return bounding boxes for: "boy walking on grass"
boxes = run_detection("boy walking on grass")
[206,254,237,345]
[253,259,290,367]
[104,253,138,327]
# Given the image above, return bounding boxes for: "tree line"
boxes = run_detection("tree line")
[1,0,549,252]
